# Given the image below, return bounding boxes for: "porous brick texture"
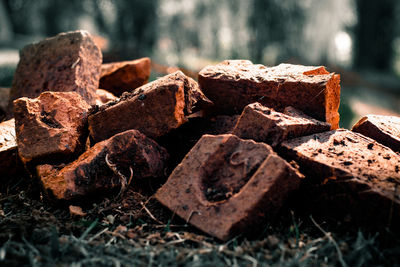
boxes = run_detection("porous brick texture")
[100,57,151,96]
[280,129,400,230]
[156,134,303,241]
[88,71,213,143]
[352,114,400,152]
[198,60,340,129]
[14,91,91,166]
[232,103,330,146]
[37,130,168,201]
[7,30,102,117]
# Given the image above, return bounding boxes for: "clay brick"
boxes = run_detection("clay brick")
[156,134,303,241]
[280,129,400,229]
[95,89,117,106]
[14,92,90,165]
[37,130,168,201]
[100,57,151,96]
[7,30,102,117]
[232,103,330,147]
[0,119,21,177]
[352,114,400,152]
[88,71,213,143]
[198,60,340,129]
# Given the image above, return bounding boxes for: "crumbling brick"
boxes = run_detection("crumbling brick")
[88,71,213,143]
[7,30,102,117]
[100,57,151,96]
[198,60,340,129]
[232,103,330,146]
[156,134,303,241]
[14,92,91,166]
[352,114,400,152]
[37,130,168,201]
[0,119,21,177]
[95,89,117,106]
[280,129,400,229]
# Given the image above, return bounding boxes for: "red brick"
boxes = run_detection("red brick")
[7,30,102,117]
[95,89,117,106]
[198,60,340,129]
[156,134,303,241]
[232,103,330,146]
[37,130,168,201]
[100,57,151,96]
[352,114,400,152]
[88,71,212,143]
[280,129,400,229]
[14,92,90,165]
[0,119,22,177]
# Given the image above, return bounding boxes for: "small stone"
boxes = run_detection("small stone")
[95,89,117,106]
[69,205,86,217]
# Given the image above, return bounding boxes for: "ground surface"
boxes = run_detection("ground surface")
[0,174,399,267]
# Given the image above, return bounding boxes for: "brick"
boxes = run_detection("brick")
[0,119,22,177]
[198,60,340,129]
[88,71,213,143]
[232,103,330,147]
[280,129,400,229]
[37,130,168,201]
[95,89,117,106]
[7,30,102,117]
[352,114,400,152]
[156,134,303,241]
[14,92,90,166]
[100,57,151,96]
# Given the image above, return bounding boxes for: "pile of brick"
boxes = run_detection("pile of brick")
[1,31,399,241]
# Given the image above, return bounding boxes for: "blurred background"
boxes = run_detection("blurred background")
[1,0,400,128]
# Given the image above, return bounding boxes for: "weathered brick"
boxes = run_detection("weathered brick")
[14,92,90,166]
[37,130,168,201]
[88,71,212,143]
[100,57,151,96]
[232,103,330,146]
[7,30,102,117]
[352,114,400,152]
[95,89,117,106]
[198,60,340,129]
[280,129,400,229]
[0,119,22,177]
[156,134,303,241]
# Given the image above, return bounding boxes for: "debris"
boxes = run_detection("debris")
[232,103,331,146]
[88,71,212,143]
[95,89,117,106]
[7,30,102,117]
[198,60,340,129]
[0,119,22,178]
[100,57,151,96]
[156,134,303,241]
[352,114,400,152]
[37,129,168,201]
[13,92,90,166]
[69,205,86,217]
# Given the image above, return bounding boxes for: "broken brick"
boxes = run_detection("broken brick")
[88,71,212,143]
[99,57,151,96]
[0,119,22,178]
[14,92,91,166]
[156,134,303,241]
[232,103,330,147]
[198,60,340,129]
[95,89,117,106]
[280,129,400,230]
[37,130,168,201]
[7,30,102,117]
[352,114,400,152]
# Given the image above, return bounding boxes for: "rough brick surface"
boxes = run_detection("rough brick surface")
[37,130,168,201]
[0,119,21,177]
[352,114,400,152]
[95,89,117,106]
[7,30,102,117]
[100,57,151,96]
[88,71,213,143]
[156,134,303,241]
[14,92,91,165]
[280,129,400,229]
[198,60,340,129]
[232,103,330,146]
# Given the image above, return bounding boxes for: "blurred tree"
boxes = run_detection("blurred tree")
[354,0,397,71]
